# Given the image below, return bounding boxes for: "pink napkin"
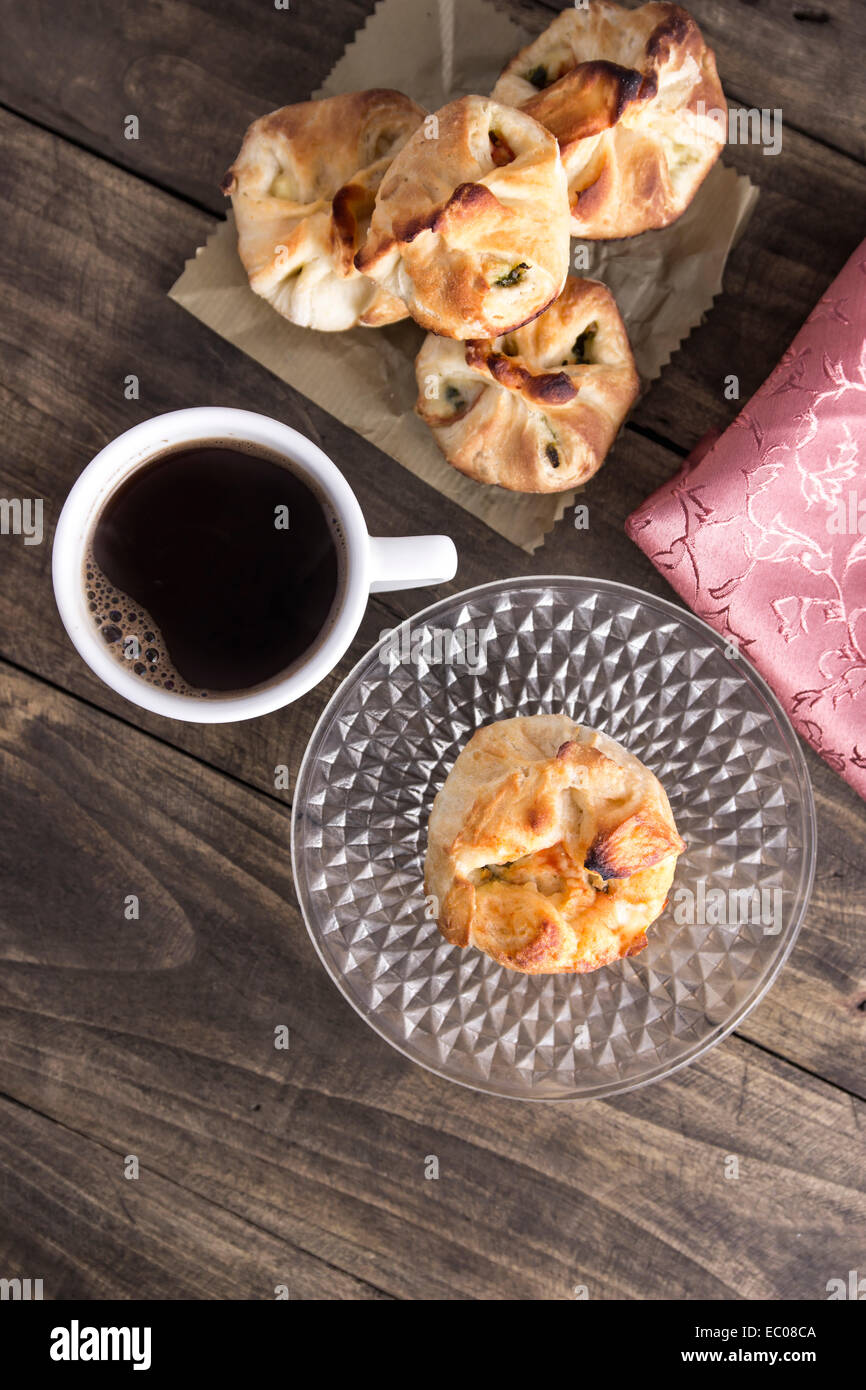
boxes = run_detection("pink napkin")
[626,239,866,799]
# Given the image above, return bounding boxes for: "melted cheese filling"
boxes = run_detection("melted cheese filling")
[478,840,607,905]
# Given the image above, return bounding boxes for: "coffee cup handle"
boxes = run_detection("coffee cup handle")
[368,535,458,593]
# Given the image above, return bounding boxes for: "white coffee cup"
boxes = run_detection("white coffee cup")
[53,407,457,723]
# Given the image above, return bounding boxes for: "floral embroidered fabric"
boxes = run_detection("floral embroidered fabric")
[627,240,866,799]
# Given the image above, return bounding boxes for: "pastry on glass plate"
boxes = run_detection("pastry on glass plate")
[425,714,685,975]
[415,276,639,492]
[222,90,425,331]
[355,95,571,339]
[491,0,726,239]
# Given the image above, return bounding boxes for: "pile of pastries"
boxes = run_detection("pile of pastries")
[223,1,725,494]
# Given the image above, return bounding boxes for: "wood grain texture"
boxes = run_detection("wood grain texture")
[0,1097,388,1299]
[1,662,863,1300]
[0,58,862,1104]
[1,0,865,1301]
[2,0,864,201]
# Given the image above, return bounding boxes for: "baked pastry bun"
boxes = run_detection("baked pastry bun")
[425,715,685,975]
[415,276,639,492]
[355,95,571,338]
[492,1,726,239]
[222,90,425,331]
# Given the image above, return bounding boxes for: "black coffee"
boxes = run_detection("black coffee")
[86,442,341,695]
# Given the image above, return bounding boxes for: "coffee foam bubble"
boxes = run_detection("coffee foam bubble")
[83,548,205,697]
[82,437,349,699]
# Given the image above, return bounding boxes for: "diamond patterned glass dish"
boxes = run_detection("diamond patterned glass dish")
[291,577,816,1101]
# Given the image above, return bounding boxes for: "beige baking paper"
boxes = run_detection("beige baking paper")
[169,0,758,553]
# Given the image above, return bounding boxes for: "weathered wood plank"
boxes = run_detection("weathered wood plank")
[0,663,863,1299]
[0,1096,390,1299]
[2,0,863,203]
[1,104,865,1097]
[2,0,865,1305]
[0,0,371,210]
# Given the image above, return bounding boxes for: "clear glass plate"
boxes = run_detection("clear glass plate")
[291,577,816,1101]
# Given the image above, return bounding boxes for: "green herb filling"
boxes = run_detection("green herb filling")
[572,321,598,363]
[495,261,530,288]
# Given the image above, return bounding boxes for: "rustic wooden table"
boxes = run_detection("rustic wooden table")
[0,0,864,1301]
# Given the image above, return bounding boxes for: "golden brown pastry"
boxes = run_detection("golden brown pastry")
[355,95,571,338]
[492,1,726,239]
[415,276,639,492]
[222,90,425,331]
[425,715,685,975]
